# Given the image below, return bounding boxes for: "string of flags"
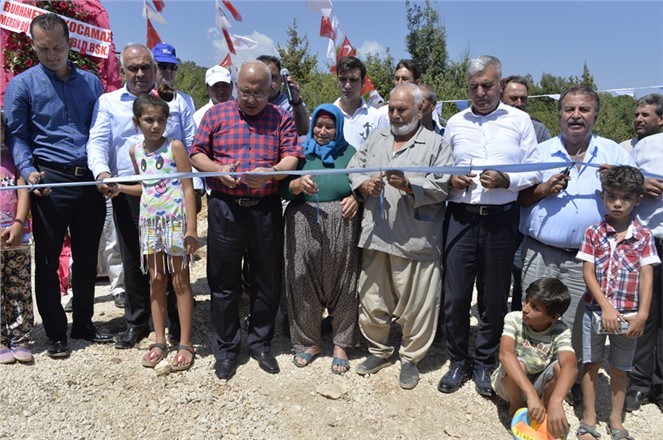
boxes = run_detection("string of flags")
[306,0,379,99]
[140,0,661,107]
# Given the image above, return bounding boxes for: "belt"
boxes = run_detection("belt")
[211,191,271,207]
[454,201,516,216]
[529,237,578,255]
[36,160,88,177]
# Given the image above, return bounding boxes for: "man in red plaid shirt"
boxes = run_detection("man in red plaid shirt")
[191,60,303,380]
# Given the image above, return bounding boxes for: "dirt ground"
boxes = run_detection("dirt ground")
[0,200,660,439]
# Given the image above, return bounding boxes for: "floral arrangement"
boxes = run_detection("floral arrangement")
[3,1,99,75]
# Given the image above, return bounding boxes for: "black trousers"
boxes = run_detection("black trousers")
[111,193,177,330]
[442,202,521,370]
[31,167,105,340]
[207,193,283,360]
[629,241,663,396]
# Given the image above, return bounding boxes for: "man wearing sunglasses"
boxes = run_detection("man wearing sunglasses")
[152,43,195,115]
[87,43,196,350]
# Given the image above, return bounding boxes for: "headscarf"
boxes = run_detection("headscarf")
[302,103,349,166]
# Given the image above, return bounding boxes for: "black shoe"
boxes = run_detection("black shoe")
[399,361,420,390]
[656,394,663,413]
[564,382,583,407]
[625,390,649,412]
[113,294,125,309]
[214,358,238,380]
[46,339,71,358]
[70,324,114,343]
[473,368,493,397]
[438,361,471,394]
[356,355,392,375]
[114,326,149,349]
[251,351,280,374]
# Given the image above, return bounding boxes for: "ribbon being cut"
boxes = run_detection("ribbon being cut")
[5,161,661,193]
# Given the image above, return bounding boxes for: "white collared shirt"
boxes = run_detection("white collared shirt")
[87,85,196,177]
[333,97,388,150]
[443,102,541,205]
[632,132,663,239]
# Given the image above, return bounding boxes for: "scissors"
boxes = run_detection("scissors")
[559,147,583,190]
[464,158,473,196]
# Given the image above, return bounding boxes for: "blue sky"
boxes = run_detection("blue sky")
[103,0,663,97]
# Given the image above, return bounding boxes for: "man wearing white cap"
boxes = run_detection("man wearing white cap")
[193,65,233,126]
[152,42,196,114]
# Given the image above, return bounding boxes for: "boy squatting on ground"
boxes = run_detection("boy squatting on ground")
[576,165,660,440]
[491,277,577,439]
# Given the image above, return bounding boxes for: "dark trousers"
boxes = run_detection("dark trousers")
[207,193,283,360]
[442,202,521,370]
[31,168,105,340]
[112,193,177,330]
[629,241,663,396]
[112,193,149,328]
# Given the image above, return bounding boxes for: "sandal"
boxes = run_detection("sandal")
[142,343,168,368]
[607,427,634,440]
[11,346,33,363]
[292,351,319,368]
[171,344,195,372]
[576,422,601,440]
[0,347,15,364]
[331,356,350,375]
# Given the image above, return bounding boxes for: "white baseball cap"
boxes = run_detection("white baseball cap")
[205,66,231,87]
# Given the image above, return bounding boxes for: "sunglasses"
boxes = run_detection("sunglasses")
[157,63,178,71]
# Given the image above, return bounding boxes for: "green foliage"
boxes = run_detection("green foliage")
[174,60,208,109]
[435,50,470,122]
[364,50,395,99]
[580,63,596,89]
[300,72,339,110]
[594,94,637,142]
[405,0,448,80]
[276,19,318,84]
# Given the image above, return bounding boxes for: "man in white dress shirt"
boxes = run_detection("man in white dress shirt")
[438,55,541,397]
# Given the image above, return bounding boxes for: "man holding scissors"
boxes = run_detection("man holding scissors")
[438,55,541,397]
[518,85,635,406]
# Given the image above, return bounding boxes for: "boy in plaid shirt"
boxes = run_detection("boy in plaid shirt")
[576,165,660,440]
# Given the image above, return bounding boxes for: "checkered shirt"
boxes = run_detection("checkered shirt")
[190,100,303,197]
[577,218,660,312]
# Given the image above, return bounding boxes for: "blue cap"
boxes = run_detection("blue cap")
[152,43,179,65]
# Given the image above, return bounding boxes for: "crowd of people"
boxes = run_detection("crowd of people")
[1,12,662,440]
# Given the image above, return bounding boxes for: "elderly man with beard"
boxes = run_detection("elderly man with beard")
[348,83,452,390]
[518,85,635,406]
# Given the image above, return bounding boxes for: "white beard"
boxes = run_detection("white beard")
[391,117,419,137]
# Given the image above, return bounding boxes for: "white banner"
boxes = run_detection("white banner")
[0,0,112,59]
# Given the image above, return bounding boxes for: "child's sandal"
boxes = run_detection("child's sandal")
[576,421,601,440]
[142,343,168,368]
[171,344,195,372]
[607,427,633,440]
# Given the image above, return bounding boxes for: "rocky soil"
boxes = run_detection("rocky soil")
[1,201,659,439]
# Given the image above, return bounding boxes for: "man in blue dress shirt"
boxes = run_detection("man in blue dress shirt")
[5,13,112,358]
[518,85,635,405]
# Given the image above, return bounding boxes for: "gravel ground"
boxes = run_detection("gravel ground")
[1,201,660,439]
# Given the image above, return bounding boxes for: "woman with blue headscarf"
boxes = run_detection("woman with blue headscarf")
[279,104,360,375]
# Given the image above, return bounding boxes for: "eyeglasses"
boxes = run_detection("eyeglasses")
[237,90,269,100]
[157,63,178,71]
[125,64,153,73]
